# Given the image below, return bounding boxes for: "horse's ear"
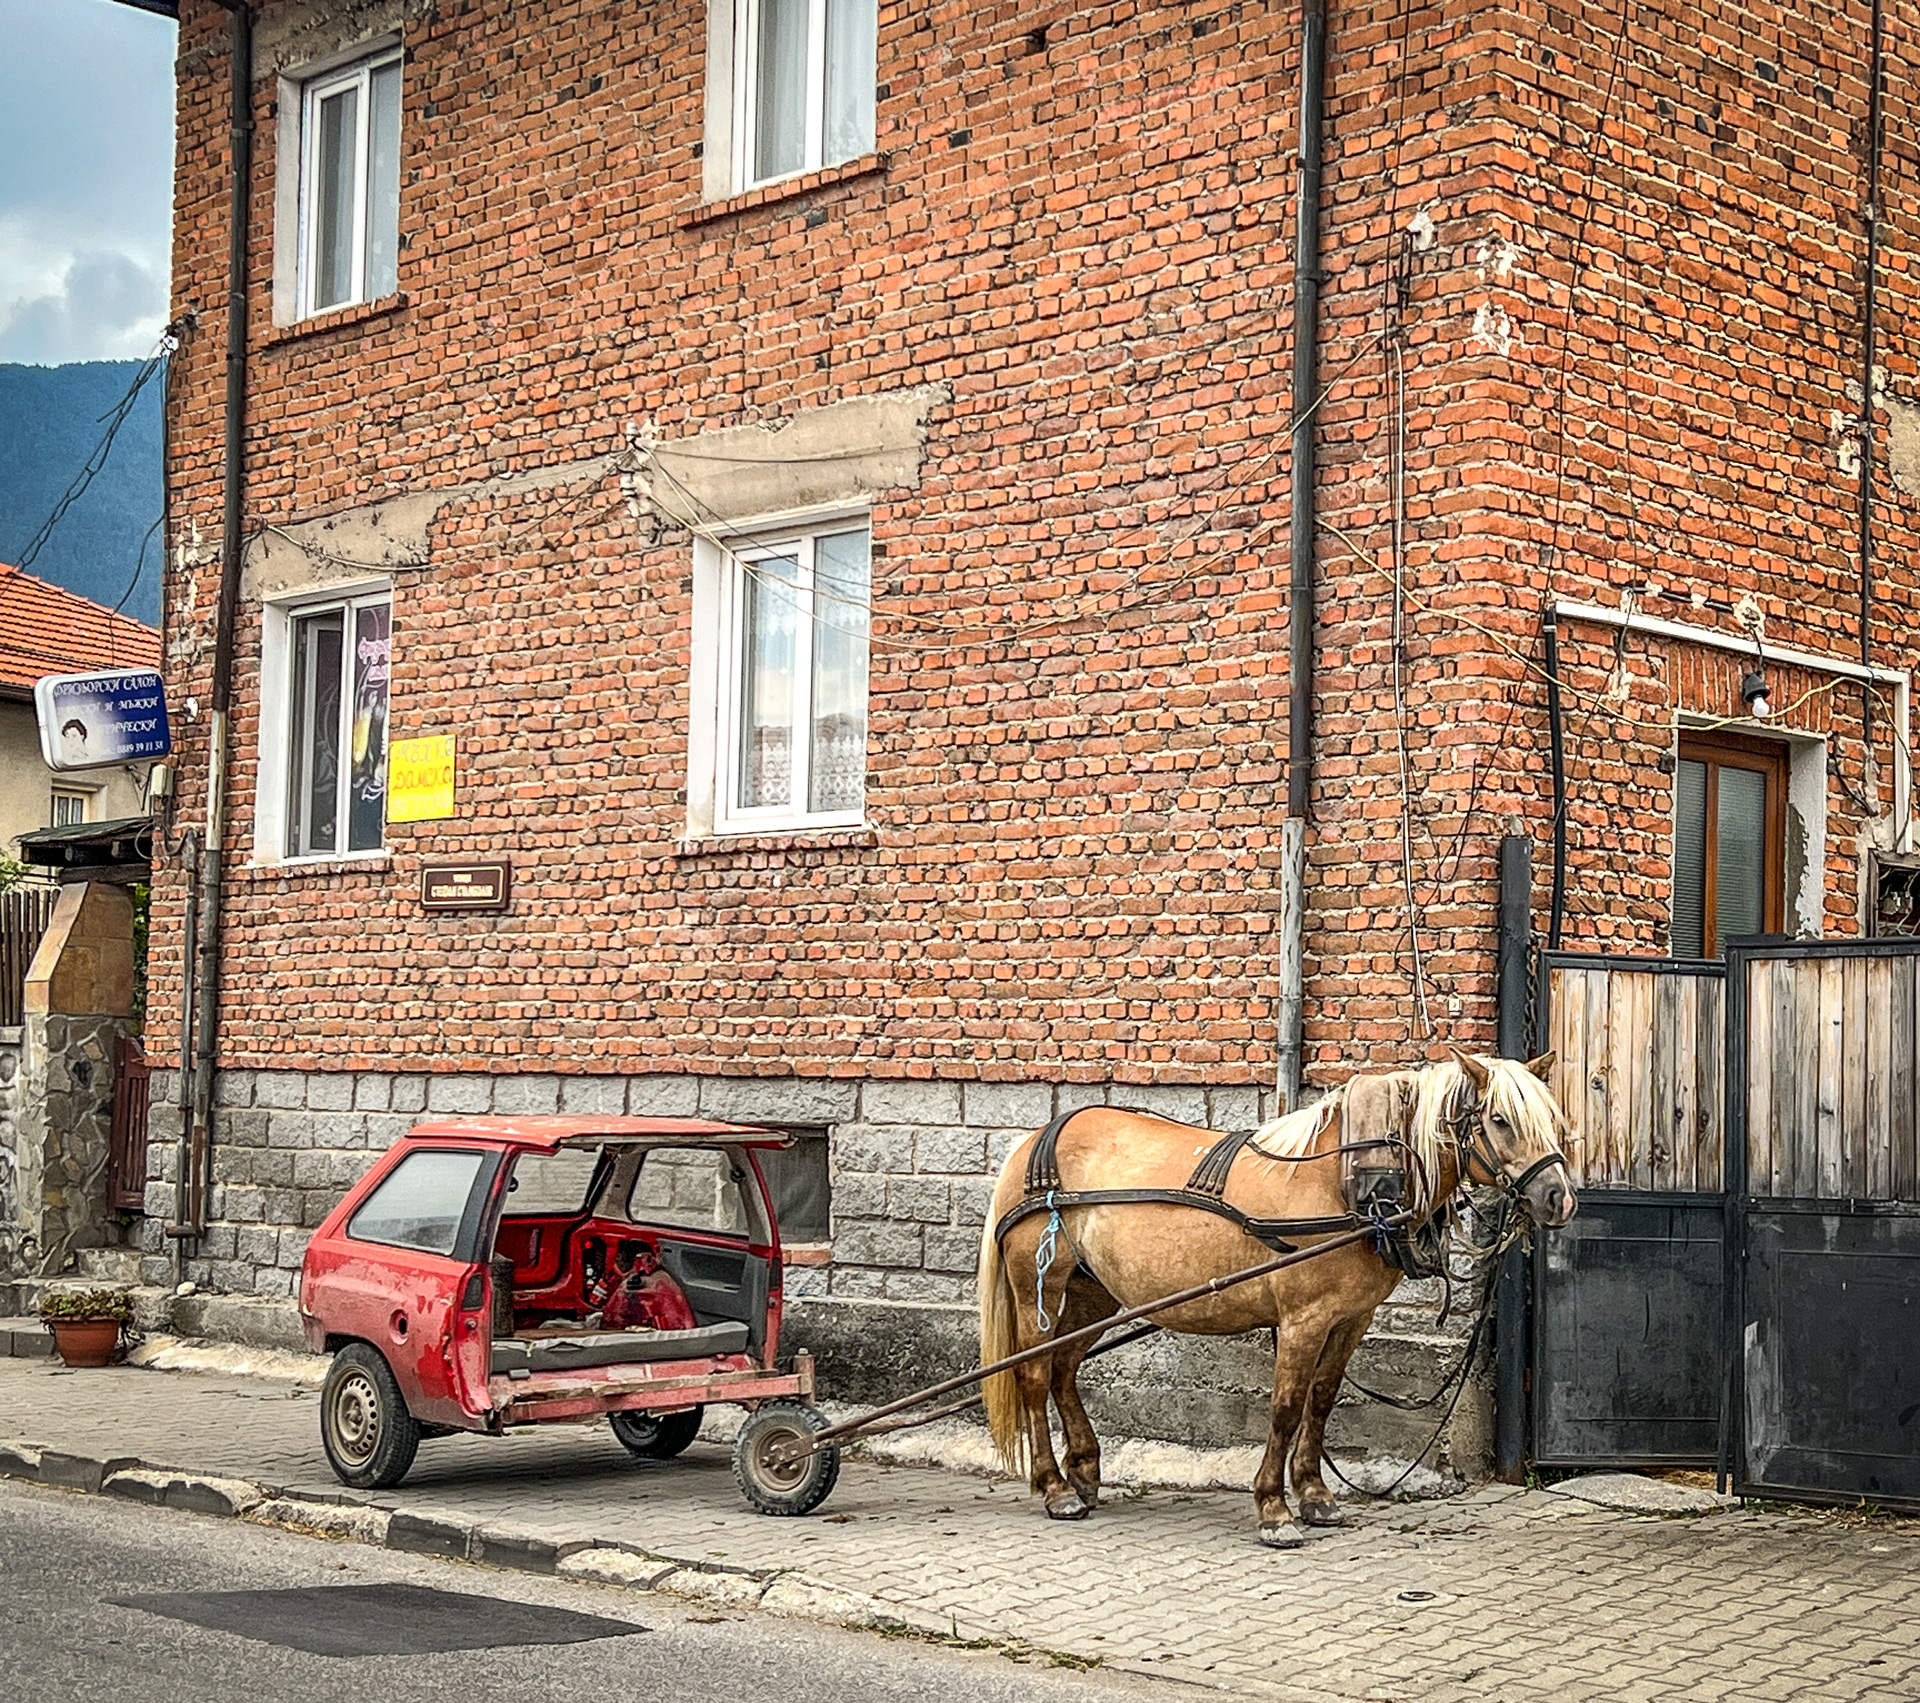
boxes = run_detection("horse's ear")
[1448,1047,1491,1094]
[1526,1051,1557,1081]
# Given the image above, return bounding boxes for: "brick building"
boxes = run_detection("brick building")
[136,0,1917,1463]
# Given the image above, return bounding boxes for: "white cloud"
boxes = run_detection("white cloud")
[0,248,167,365]
[0,0,175,365]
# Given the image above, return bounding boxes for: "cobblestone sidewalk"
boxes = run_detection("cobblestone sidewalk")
[2,1356,1916,1702]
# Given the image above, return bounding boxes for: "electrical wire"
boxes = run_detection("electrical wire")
[14,322,183,575]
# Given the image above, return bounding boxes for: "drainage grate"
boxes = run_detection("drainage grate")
[109,1582,649,1657]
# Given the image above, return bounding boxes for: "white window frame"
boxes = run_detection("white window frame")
[688,513,870,839]
[729,0,869,192]
[255,580,392,866]
[294,48,401,320]
[49,787,92,829]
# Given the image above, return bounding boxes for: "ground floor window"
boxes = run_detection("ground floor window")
[285,593,391,857]
[1673,730,1785,958]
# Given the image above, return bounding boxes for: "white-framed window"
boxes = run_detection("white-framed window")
[732,0,876,189]
[270,591,391,859]
[295,49,402,318]
[49,788,90,828]
[689,517,871,837]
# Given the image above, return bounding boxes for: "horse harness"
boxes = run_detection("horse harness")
[993,1106,1451,1279]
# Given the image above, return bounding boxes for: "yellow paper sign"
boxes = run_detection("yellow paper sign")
[388,734,455,823]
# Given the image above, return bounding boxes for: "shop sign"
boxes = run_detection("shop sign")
[389,734,456,822]
[35,668,172,772]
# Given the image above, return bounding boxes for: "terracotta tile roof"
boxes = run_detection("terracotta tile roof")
[0,562,161,694]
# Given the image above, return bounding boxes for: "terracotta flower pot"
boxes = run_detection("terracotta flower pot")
[44,1317,122,1369]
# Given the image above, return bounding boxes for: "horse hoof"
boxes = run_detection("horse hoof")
[1258,1521,1305,1550]
[1067,1480,1101,1511]
[1045,1491,1092,1521]
[1299,1499,1346,1529]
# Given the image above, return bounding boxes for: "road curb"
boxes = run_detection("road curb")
[0,1438,949,1640]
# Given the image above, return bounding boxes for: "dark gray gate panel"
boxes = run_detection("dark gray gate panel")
[1741,1206,1920,1505]
[1534,1197,1724,1466]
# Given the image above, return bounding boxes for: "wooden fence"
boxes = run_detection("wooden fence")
[1544,959,1726,1193]
[1743,951,1920,1203]
[0,887,58,1028]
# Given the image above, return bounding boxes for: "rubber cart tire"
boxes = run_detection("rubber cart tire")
[609,1404,704,1460]
[321,1342,421,1490]
[732,1401,840,1516]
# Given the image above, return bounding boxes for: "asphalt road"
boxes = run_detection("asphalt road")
[0,1479,1173,1703]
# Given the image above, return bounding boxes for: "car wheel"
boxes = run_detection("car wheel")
[609,1404,704,1460]
[731,1401,840,1516]
[321,1342,422,1490]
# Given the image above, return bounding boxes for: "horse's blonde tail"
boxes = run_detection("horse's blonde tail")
[978,1193,1027,1475]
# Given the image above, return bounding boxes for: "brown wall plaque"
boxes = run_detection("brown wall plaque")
[421,861,511,911]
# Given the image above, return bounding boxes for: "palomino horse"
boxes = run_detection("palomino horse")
[977,1054,1575,1546]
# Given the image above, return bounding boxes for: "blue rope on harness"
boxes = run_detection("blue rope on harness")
[1034,1189,1064,1333]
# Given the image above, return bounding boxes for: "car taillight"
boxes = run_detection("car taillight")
[460,1270,486,1312]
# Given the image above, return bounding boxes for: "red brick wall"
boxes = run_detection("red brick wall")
[152,0,1915,1088]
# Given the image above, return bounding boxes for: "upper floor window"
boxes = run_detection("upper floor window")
[735,0,876,188]
[297,50,401,317]
[287,593,391,858]
[688,518,870,838]
[1673,731,1784,958]
[49,788,90,829]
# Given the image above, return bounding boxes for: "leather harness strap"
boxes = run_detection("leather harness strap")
[1003,1108,1367,1255]
[994,1187,1365,1254]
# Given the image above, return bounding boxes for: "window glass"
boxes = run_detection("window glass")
[754,0,809,181]
[1716,765,1768,944]
[504,1148,602,1216]
[822,0,877,165]
[290,608,345,856]
[739,553,800,811]
[627,1148,749,1234]
[807,528,869,814]
[366,60,403,299]
[757,1136,830,1242]
[347,1148,484,1255]
[347,602,391,852]
[50,790,88,829]
[1673,758,1707,959]
[314,83,360,312]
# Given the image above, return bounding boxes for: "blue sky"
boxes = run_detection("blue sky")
[0,0,176,366]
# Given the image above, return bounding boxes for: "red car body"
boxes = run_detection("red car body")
[299,1116,814,1436]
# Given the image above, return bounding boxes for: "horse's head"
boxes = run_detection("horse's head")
[1438,1051,1577,1228]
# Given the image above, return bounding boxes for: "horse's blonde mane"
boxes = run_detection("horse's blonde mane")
[1244,1055,1566,1213]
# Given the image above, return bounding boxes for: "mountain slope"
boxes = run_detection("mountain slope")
[0,360,165,625]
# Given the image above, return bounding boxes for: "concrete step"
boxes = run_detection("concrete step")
[0,1316,53,1358]
[73,1246,144,1285]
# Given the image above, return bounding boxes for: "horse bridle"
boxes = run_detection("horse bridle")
[1442,1084,1569,1211]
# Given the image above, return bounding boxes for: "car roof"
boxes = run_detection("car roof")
[400,1115,788,1150]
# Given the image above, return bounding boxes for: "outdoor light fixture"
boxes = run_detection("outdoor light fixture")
[1741,669,1772,718]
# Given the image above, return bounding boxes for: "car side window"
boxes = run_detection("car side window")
[503,1148,602,1216]
[626,1148,748,1234]
[346,1149,486,1255]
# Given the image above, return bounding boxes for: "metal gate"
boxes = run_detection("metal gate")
[1728,938,1920,1506]
[106,1034,151,1214]
[1532,954,1725,1468]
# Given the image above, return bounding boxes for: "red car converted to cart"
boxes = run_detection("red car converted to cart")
[298,1116,841,1513]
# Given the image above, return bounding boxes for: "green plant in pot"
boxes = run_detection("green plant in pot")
[39,1288,135,1368]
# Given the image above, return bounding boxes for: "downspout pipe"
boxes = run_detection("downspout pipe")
[179,0,251,1243]
[1276,0,1327,1111]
